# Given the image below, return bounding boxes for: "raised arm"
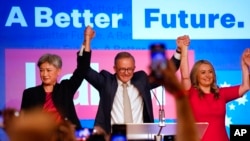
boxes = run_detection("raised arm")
[79,25,95,54]
[179,35,191,90]
[167,39,184,72]
[239,48,250,96]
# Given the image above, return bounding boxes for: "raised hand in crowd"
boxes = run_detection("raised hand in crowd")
[2,108,77,141]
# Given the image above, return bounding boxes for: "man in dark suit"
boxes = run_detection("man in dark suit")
[81,27,182,135]
[20,26,95,130]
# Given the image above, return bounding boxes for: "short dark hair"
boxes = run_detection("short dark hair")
[114,52,135,66]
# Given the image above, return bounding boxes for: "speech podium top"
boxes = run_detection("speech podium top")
[112,122,209,140]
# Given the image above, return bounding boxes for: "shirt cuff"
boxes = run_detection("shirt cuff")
[79,44,85,56]
[174,52,181,60]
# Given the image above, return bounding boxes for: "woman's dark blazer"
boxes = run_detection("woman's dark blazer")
[21,52,88,130]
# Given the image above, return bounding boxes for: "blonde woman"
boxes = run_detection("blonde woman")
[179,37,250,141]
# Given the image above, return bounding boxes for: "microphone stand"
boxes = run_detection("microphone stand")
[158,85,166,127]
[152,86,166,141]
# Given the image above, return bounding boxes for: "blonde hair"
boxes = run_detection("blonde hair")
[190,60,219,99]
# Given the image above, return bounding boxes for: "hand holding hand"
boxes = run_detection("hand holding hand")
[176,35,190,52]
[243,48,250,67]
[183,35,190,46]
[84,25,95,41]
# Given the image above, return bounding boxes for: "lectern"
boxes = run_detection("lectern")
[112,122,208,141]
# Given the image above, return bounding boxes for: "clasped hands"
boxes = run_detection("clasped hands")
[176,35,190,51]
[243,48,250,67]
[84,25,95,40]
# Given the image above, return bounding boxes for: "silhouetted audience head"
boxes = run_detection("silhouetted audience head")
[2,108,76,141]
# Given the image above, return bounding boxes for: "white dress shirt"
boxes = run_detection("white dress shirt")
[111,79,144,125]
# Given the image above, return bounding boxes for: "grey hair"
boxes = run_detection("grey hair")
[37,53,62,69]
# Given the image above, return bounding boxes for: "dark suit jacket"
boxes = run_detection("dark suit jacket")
[21,52,87,130]
[82,51,180,133]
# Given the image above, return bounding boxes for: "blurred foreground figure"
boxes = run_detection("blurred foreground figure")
[2,108,76,141]
[152,52,199,141]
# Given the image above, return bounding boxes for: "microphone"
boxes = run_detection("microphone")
[159,107,165,127]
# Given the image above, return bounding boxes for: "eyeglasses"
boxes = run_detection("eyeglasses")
[118,68,135,73]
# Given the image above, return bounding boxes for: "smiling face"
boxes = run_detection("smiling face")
[197,63,214,88]
[114,57,135,83]
[39,62,61,86]
[190,60,217,89]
